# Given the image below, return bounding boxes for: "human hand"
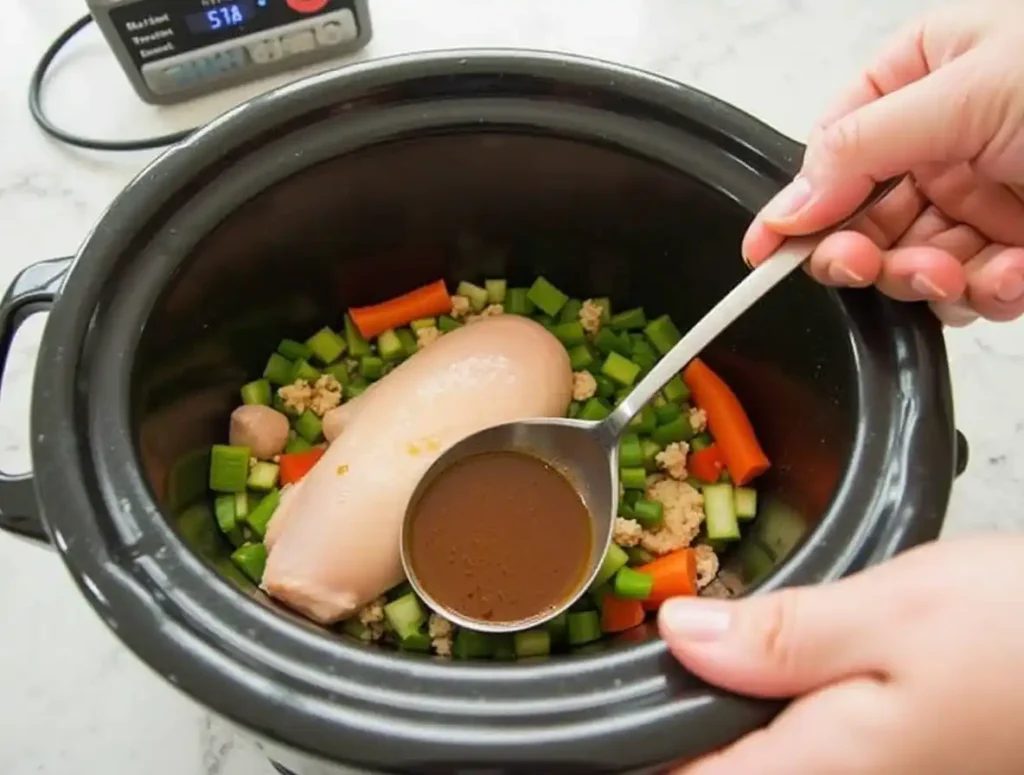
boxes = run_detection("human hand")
[743,0,1024,326]
[658,534,1024,774]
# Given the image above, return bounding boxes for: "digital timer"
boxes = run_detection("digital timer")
[85,0,372,105]
[184,1,257,34]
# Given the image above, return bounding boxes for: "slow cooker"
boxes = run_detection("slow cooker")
[0,49,967,774]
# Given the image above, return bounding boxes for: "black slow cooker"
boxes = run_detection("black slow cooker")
[0,50,966,774]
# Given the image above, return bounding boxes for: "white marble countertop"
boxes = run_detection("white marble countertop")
[1,0,1022,773]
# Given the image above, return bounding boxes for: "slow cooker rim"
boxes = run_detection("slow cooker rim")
[29,48,955,772]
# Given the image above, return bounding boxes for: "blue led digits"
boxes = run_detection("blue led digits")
[185,1,258,34]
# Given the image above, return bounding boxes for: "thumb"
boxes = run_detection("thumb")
[657,574,892,697]
[762,52,992,235]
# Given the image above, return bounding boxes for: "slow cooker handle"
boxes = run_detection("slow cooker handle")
[0,256,74,547]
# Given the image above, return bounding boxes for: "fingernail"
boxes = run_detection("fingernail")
[911,273,948,300]
[660,599,732,642]
[760,177,813,223]
[996,272,1024,303]
[829,262,866,285]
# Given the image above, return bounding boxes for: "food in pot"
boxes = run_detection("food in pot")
[407,450,592,624]
[202,275,769,658]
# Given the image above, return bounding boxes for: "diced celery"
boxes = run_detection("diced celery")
[485,278,507,304]
[305,326,347,365]
[527,276,568,316]
[247,461,279,492]
[209,445,250,493]
[703,483,741,541]
[457,281,489,312]
[240,379,272,406]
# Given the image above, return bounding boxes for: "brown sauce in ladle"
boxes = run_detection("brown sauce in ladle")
[406,450,592,624]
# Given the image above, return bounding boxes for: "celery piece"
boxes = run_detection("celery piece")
[209,445,250,493]
[526,276,568,316]
[305,326,347,365]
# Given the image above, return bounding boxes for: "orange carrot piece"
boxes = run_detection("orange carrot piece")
[638,549,697,604]
[682,358,770,485]
[689,444,726,483]
[349,280,452,339]
[278,447,326,485]
[600,595,646,633]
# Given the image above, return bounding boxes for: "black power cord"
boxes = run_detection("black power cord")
[29,14,200,151]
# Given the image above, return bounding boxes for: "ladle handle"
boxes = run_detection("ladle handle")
[601,177,902,442]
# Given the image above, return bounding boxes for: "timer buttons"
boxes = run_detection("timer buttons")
[286,0,329,12]
[315,10,358,46]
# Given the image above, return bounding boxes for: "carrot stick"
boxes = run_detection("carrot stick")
[349,279,452,339]
[278,447,326,485]
[689,444,725,483]
[600,595,646,633]
[682,358,770,485]
[637,549,697,605]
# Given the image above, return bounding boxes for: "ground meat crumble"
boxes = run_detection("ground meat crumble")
[572,371,597,401]
[655,441,690,480]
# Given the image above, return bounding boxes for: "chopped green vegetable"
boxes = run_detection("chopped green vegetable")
[593,542,630,588]
[491,634,517,661]
[567,401,581,418]
[384,593,426,639]
[343,382,368,400]
[735,486,758,519]
[323,362,350,385]
[632,350,656,375]
[457,281,489,312]
[240,379,271,406]
[344,618,371,640]
[344,314,371,357]
[503,287,534,315]
[593,328,631,356]
[644,315,682,355]
[602,352,641,387]
[546,612,568,645]
[263,353,294,386]
[399,631,432,653]
[387,581,415,601]
[527,276,569,316]
[552,321,586,347]
[246,487,281,537]
[662,373,691,403]
[625,546,656,566]
[437,315,461,333]
[594,374,617,399]
[651,415,695,445]
[567,611,602,646]
[395,328,418,357]
[485,279,507,304]
[214,493,237,533]
[689,433,713,452]
[359,355,384,381]
[514,629,551,658]
[558,298,583,324]
[618,434,645,468]
[209,445,250,493]
[234,492,251,520]
[620,466,647,490]
[631,498,664,529]
[409,317,437,332]
[641,438,663,471]
[290,358,321,383]
[533,313,555,328]
[376,330,404,363]
[628,405,657,434]
[655,403,682,425]
[277,339,313,361]
[285,436,312,454]
[578,397,612,422]
[609,307,647,331]
[567,344,595,371]
[247,461,279,492]
[305,326,347,365]
[613,567,654,600]
[703,483,741,541]
[272,394,295,418]
[453,628,494,659]
[230,542,268,583]
[294,410,323,443]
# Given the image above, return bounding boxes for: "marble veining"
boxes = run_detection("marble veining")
[1,0,1021,773]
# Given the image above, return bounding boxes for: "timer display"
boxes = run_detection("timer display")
[185,0,263,34]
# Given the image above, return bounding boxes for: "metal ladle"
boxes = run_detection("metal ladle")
[400,178,901,634]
